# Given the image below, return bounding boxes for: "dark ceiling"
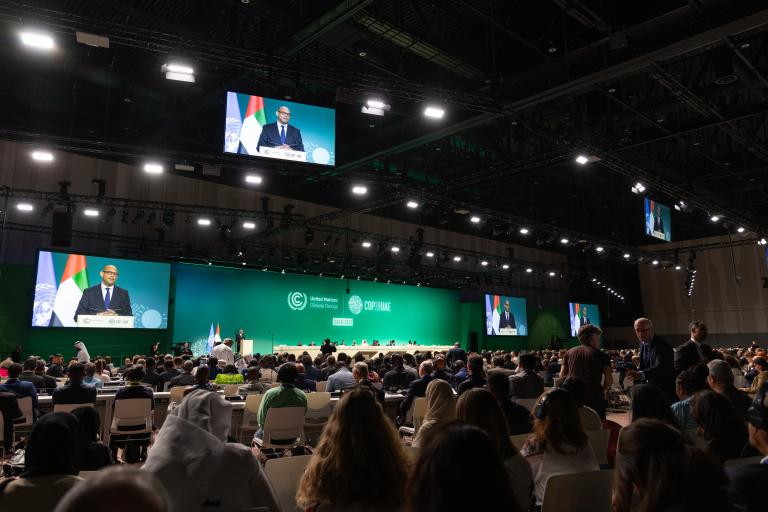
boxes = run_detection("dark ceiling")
[0,0,767,303]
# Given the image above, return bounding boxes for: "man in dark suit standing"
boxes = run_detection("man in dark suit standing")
[674,320,713,375]
[74,264,132,322]
[499,300,516,330]
[397,360,434,426]
[445,342,467,367]
[628,317,675,401]
[256,106,304,153]
[235,328,245,355]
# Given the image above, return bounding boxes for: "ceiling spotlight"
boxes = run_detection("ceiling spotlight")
[470,216,481,224]
[525,268,533,273]
[710,215,720,222]
[453,256,462,262]
[652,260,659,265]
[575,155,589,165]
[361,241,372,248]
[519,227,530,235]
[242,221,256,229]
[366,99,387,109]
[16,203,34,212]
[352,185,368,195]
[83,208,99,217]
[480,260,488,266]
[245,175,262,184]
[675,265,681,270]
[736,226,745,233]
[390,246,400,253]
[548,271,556,277]
[406,200,419,209]
[758,238,767,246]
[20,31,54,50]
[631,182,646,194]
[425,251,435,258]
[143,162,163,174]
[424,106,445,119]
[623,253,631,259]
[560,238,569,244]
[502,264,509,269]
[596,246,604,253]
[31,150,54,162]
[592,278,597,282]
[162,63,195,82]
[197,218,211,226]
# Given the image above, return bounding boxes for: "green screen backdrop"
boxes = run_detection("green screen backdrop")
[172,264,462,354]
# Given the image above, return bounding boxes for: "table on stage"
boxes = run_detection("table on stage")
[272,344,454,358]
[37,389,406,442]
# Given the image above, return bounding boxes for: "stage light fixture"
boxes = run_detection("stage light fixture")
[31,150,54,162]
[502,264,509,269]
[425,251,435,258]
[575,155,589,165]
[525,268,533,273]
[652,260,659,265]
[548,271,556,277]
[20,31,54,50]
[162,63,195,82]
[245,175,262,184]
[469,216,481,224]
[352,185,367,195]
[737,226,745,233]
[197,218,211,226]
[710,215,720,222]
[83,208,99,217]
[366,99,387,109]
[675,265,681,270]
[481,260,488,266]
[623,253,631,259]
[242,221,256,229]
[361,241,372,248]
[758,238,767,246]
[424,106,445,119]
[596,246,604,253]
[406,200,419,209]
[16,203,33,212]
[631,182,646,194]
[143,162,163,174]
[391,246,400,253]
[453,256,462,262]
[560,238,569,244]
[519,227,530,235]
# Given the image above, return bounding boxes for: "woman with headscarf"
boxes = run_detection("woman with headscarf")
[142,389,279,512]
[412,378,455,447]
[0,412,83,511]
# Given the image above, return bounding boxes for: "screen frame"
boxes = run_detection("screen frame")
[222,91,337,168]
[30,248,172,331]
[483,293,528,337]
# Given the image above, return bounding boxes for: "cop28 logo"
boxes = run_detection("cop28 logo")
[348,295,363,315]
[287,291,308,311]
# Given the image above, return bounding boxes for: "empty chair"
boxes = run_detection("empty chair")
[111,399,152,434]
[253,406,305,450]
[399,396,427,438]
[264,454,312,512]
[541,469,614,512]
[12,395,34,442]
[169,385,190,404]
[53,403,95,414]
[304,392,331,425]
[315,380,327,392]
[223,384,241,397]
[587,429,610,468]
[239,393,263,443]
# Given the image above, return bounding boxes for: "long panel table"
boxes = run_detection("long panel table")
[273,345,454,358]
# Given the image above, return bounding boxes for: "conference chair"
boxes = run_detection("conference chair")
[315,380,327,392]
[169,385,190,404]
[253,406,306,453]
[223,384,241,397]
[264,454,312,512]
[109,398,153,463]
[53,403,95,414]
[239,394,264,443]
[541,469,614,512]
[724,455,764,467]
[510,433,533,451]
[587,429,610,468]
[304,392,331,425]
[398,397,427,441]
[12,396,34,442]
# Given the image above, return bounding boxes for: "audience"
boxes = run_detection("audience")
[457,354,486,395]
[52,466,169,512]
[629,384,677,425]
[509,353,544,399]
[691,390,757,463]
[707,359,752,422]
[560,376,603,431]
[409,422,521,512]
[382,353,416,389]
[297,388,408,511]
[82,362,104,389]
[256,362,307,439]
[486,372,532,435]
[560,324,611,418]
[351,362,385,405]
[52,363,97,406]
[19,358,45,391]
[613,418,732,512]
[0,362,39,419]
[521,389,599,505]
[189,365,214,392]
[70,406,112,470]
[0,412,83,511]
[740,356,768,394]
[293,363,317,392]
[412,378,455,447]
[168,360,196,388]
[143,389,279,512]
[727,383,768,512]
[671,364,709,429]
[238,366,267,395]
[397,360,434,426]
[457,388,533,510]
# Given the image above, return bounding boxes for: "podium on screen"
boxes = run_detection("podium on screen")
[258,147,307,162]
[76,315,135,328]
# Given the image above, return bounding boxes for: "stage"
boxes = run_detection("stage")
[272,344,454,358]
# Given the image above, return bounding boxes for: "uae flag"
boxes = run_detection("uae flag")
[491,295,502,335]
[50,254,89,327]
[215,323,222,343]
[238,95,267,155]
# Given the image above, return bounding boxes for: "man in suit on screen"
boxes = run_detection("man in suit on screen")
[499,300,516,330]
[256,106,305,153]
[74,264,133,322]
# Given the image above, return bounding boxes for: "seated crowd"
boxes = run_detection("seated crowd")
[0,326,767,511]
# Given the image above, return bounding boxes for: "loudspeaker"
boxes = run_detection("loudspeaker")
[51,210,73,247]
[469,332,478,353]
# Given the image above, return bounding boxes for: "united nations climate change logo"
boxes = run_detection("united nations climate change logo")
[348,295,363,315]
[287,291,308,311]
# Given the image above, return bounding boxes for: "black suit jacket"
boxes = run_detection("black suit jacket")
[674,339,712,375]
[499,311,516,329]
[256,122,304,152]
[446,347,467,366]
[74,284,132,321]
[398,375,433,418]
[52,384,97,405]
[639,336,675,400]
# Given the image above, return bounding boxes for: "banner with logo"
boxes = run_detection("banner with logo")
[172,263,462,354]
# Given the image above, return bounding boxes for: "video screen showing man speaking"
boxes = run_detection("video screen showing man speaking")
[32,251,170,329]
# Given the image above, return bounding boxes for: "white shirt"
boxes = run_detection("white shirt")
[100,283,114,303]
[210,343,234,365]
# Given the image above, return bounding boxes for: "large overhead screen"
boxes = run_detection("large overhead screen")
[223,91,336,166]
[485,294,528,336]
[32,250,171,329]
[644,197,672,242]
[568,302,601,337]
